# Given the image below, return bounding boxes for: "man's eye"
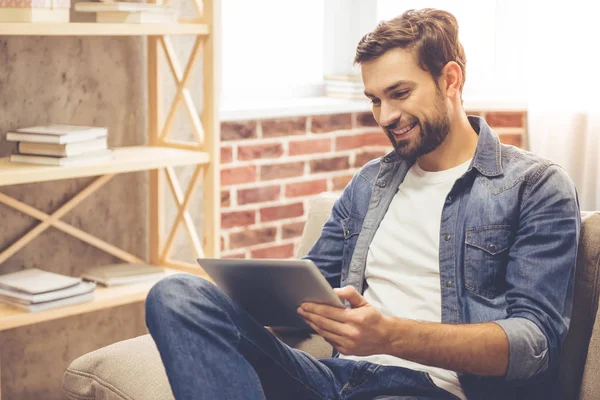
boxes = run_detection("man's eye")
[370,98,381,105]
[393,91,409,99]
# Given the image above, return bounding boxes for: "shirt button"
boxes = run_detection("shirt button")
[446,281,453,287]
[488,244,497,252]
[447,195,453,203]
[378,181,386,187]
[444,234,452,241]
[383,156,389,163]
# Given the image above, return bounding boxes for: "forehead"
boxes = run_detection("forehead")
[361,48,433,94]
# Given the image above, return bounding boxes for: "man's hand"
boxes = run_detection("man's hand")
[297,285,391,356]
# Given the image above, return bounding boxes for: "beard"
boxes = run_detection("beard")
[384,89,451,160]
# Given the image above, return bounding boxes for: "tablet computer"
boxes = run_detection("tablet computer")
[197,258,344,329]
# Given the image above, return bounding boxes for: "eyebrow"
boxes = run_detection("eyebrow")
[364,80,414,98]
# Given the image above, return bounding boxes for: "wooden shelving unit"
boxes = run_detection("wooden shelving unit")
[0,22,209,36]
[0,0,220,350]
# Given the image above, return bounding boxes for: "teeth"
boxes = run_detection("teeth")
[393,122,416,136]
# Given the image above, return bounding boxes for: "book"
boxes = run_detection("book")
[0,281,96,305]
[0,268,81,295]
[82,263,165,287]
[6,124,108,144]
[17,137,108,157]
[95,10,177,23]
[0,292,95,312]
[9,149,114,166]
[74,1,174,13]
[0,8,69,23]
[16,124,107,136]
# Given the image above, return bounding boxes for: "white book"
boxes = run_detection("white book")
[0,281,96,305]
[16,124,108,137]
[0,292,95,312]
[17,137,108,157]
[96,10,177,23]
[75,2,174,13]
[0,269,81,295]
[10,149,114,166]
[82,263,165,287]
[0,8,69,23]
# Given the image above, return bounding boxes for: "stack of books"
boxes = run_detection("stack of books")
[0,269,96,312]
[82,263,166,287]
[74,2,177,24]
[324,74,365,100]
[7,124,112,166]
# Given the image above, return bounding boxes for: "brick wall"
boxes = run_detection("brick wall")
[220,110,527,259]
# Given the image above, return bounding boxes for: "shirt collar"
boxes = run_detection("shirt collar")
[382,115,503,177]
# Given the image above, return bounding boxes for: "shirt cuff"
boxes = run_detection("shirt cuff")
[493,317,549,380]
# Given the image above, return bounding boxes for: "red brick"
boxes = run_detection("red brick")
[260,162,305,181]
[221,165,257,186]
[465,110,482,116]
[230,227,277,249]
[310,156,350,173]
[360,131,391,147]
[222,251,246,259]
[251,243,295,259]
[355,150,389,167]
[238,185,281,205]
[260,203,304,222]
[282,221,306,239]
[289,138,331,156]
[221,210,255,229]
[356,112,378,127]
[221,146,233,164]
[221,121,257,141]
[221,190,230,208]
[221,235,225,251]
[332,174,354,191]
[311,114,352,133]
[499,133,523,148]
[285,179,327,198]
[238,143,283,161]
[262,117,306,138]
[335,133,364,151]
[485,112,524,128]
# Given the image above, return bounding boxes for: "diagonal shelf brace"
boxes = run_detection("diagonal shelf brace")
[160,165,204,261]
[0,175,144,265]
[158,36,205,146]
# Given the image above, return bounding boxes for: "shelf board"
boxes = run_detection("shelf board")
[0,22,209,36]
[0,146,210,186]
[0,267,208,331]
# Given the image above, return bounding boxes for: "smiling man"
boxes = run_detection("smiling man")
[145,9,580,400]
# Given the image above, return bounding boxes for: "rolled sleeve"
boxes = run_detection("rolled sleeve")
[494,317,549,380]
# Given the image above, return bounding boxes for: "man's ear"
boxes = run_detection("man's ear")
[441,61,463,100]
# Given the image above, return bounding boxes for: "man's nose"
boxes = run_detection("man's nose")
[378,101,402,128]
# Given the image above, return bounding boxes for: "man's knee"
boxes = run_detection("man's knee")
[146,274,217,319]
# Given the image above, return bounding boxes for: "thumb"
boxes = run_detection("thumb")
[334,286,367,308]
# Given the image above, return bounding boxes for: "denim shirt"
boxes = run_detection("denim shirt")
[304,116,581,400]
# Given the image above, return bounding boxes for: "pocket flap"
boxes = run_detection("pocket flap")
[465,227,512,255]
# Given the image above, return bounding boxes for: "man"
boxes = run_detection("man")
[146,8,580,400]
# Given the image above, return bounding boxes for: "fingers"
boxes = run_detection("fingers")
[298,307,349,335]
[300,303,347,323]
[334,286,367,308]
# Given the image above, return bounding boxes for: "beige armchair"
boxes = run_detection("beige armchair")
[63,193,600,400]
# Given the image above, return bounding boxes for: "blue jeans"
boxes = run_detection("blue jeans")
[146,274,460,400]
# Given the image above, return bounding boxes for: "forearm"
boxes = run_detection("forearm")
[384,317,509,376]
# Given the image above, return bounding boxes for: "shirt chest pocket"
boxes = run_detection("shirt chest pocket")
[464,226,512,299]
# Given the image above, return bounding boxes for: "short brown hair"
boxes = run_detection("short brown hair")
[355,9,467,91]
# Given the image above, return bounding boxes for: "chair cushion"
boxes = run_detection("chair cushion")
[561,212,600,400]
[63,334,174,400]
[296,192,339,258]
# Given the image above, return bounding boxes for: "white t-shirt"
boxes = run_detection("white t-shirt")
[340,158,471,400]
